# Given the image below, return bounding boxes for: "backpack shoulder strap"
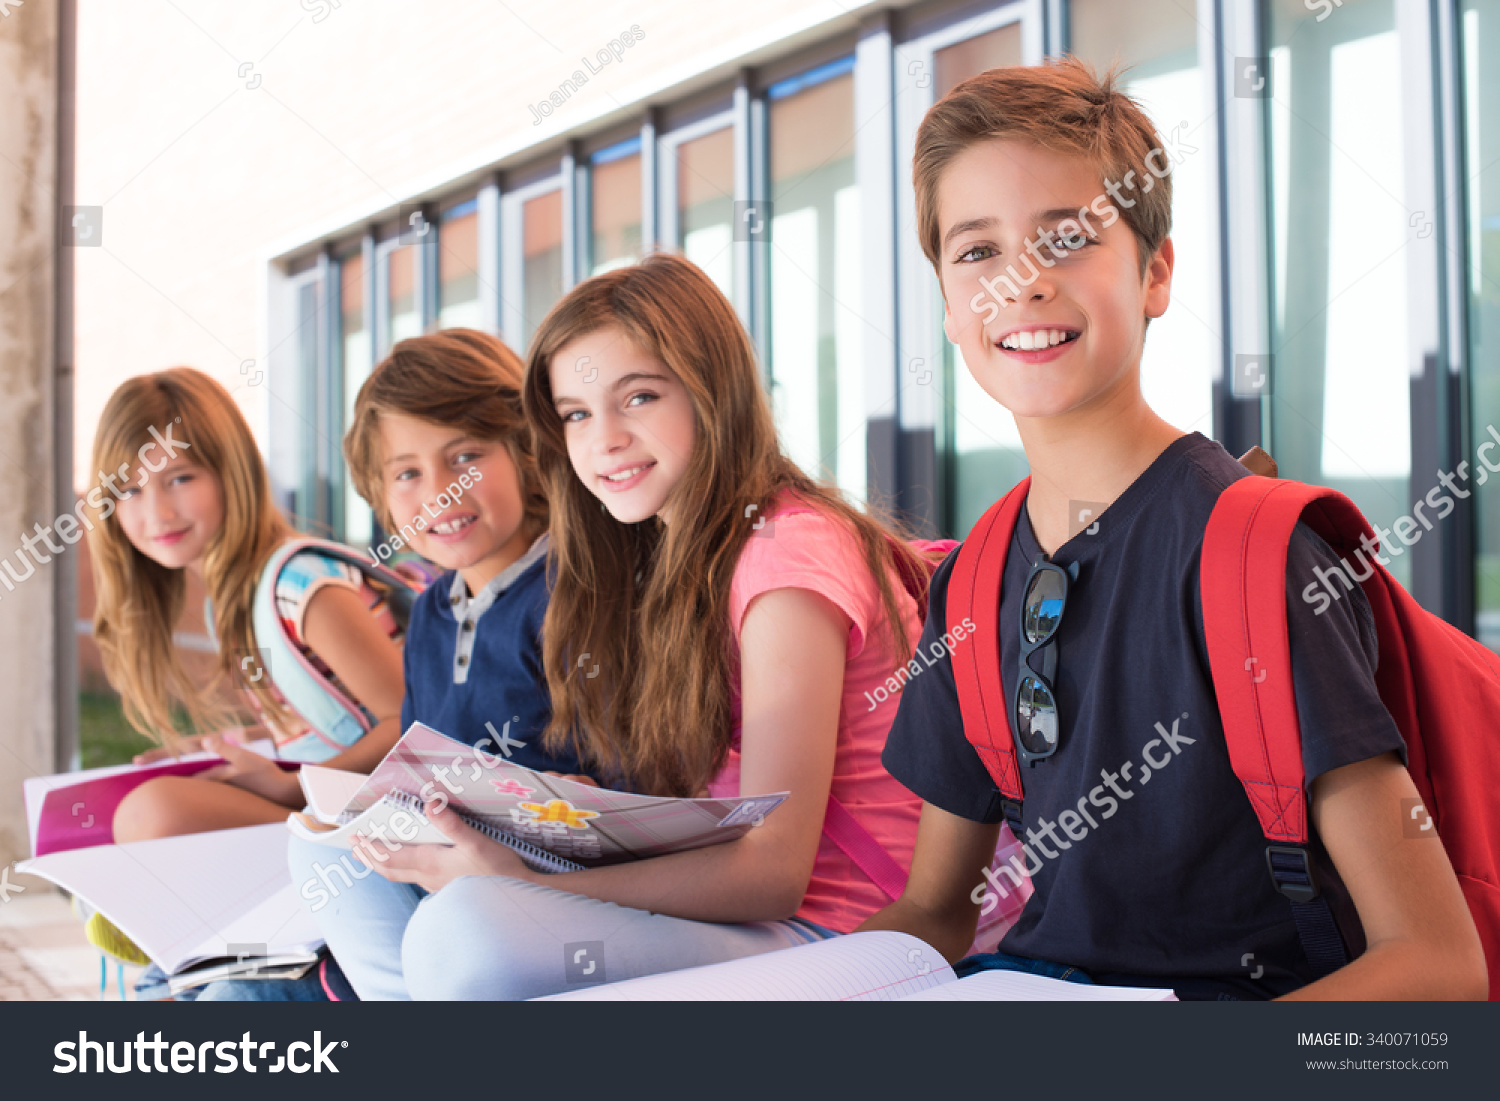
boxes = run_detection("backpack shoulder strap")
[250,539,377,760]
[276,536,424,628]
[1201,476,1376,843]
[947,479,1030,813]
[822,796,909,900]
[1202,475,1378,978]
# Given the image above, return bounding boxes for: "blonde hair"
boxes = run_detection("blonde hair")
[914,55,1172,277]
[87,368,292,744]
[343,328,547,538]
[522,253,937,797]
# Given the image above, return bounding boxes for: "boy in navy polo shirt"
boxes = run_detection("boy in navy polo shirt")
[857,60,1484,1000]
[344,327,581,776]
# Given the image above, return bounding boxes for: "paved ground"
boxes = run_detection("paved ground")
[0,887,145,1001]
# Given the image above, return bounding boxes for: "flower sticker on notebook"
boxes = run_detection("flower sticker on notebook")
[516,799,600,830]
[490,777,536,798]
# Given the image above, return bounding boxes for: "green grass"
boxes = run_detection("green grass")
[79,691,155,770]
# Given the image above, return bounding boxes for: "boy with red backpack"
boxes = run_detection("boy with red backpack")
[857,58,1489,1000]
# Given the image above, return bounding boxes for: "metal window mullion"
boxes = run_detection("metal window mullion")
[1399,0,1467,625]
[326,249,345,539]
[855,11,907,519]
[373,239,392,361]
[562,143,582,287]
[499,190,525,348]
[746,76,771,373]
[314,250,334,530]
[1217,0,1268,457]
[478,177,502,335]
[360,231,376,357]
[732,71,755,337]
[1046,0,1068,55]
[418,203,439,329]
[641,110,659,251]
[1436,0,1475,634]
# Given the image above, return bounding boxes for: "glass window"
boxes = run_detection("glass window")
[675,126,735,299]
[592,140,643,275]
[768,59,864,499]
[339,252,372,547]
[386,243,422,349]
[932,23,1027,535]
[1267,0,1413,587]
[522,188,564,348]
[1070,0,1213,442]
[439,203,481,330]
[1462,0,1500,649]
[934,20,1022,95]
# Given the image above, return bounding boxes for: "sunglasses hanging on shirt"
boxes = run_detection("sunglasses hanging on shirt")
[1014,556,1079,767]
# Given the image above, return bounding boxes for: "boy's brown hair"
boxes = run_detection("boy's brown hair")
[344,327,547,534]
[914,55,1172,279]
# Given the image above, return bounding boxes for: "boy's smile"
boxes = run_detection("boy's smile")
[378,412,535,592]
[937,138,1173,424]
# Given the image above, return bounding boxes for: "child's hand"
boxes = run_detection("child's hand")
[349,798,533,892]
[197,735,303,808]
[132,734,205,765]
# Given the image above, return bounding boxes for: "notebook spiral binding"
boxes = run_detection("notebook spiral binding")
[355,789,586,875]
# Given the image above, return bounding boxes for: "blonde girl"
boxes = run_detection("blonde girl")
[88,368,405,840]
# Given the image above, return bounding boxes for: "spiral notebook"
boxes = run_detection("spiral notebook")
[287,721,790,873]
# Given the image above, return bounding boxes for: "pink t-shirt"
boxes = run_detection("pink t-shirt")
[708,496,924,934]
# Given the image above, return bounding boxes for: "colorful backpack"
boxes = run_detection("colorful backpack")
[247,537,432,763]
[947,474,1500,996]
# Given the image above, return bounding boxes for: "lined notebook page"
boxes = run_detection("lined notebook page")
[18,822,321,975]
[900,970,1177,1001]
[537,931,957,1001]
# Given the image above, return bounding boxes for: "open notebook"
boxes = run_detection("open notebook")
[538,931,1177,1001]
[287,721,790,874]
[17,823,322,985]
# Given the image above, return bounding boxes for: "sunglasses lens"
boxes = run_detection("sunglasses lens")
[1023,568,1066,645]
[1016,674,1058,755]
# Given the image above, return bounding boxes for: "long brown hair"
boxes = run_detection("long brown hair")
[523,252,934,797]
[87,368,293,744]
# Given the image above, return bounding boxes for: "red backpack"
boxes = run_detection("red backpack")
[948,475,1500,997]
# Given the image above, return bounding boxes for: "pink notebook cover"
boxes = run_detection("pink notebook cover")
[30,754,298,857]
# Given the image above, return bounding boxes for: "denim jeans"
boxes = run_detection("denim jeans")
[279,833,833,1001]
[955,950,1095,984]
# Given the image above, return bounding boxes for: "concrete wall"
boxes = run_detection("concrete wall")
[0,0,60,870]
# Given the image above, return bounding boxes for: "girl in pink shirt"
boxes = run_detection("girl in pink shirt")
[357,252,945,999]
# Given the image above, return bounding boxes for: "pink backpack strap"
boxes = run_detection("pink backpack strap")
[822,797,908,900]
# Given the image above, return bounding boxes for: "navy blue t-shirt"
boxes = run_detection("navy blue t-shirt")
[882,433,1406,999]
[401,545,583,777]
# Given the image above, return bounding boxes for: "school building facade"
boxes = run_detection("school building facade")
[251,0,1500,653]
